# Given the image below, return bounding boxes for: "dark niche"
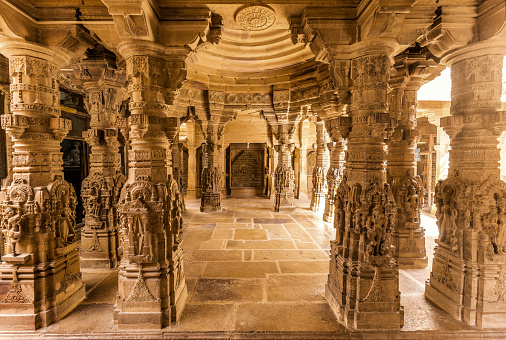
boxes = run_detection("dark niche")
[231,144,264,188]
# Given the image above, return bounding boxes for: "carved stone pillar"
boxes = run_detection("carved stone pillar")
[323,139,345,223]
[425,52,506,328]
[310,121,330,212]
[387,87,426,269]
[200,123,223,212]
[78,53,127,269]
[271,124,296,212]
[386,48,442,269]
[172,136,185,210]
[0,42,85,329]
[114,42,187,329]
[325,51,403,329]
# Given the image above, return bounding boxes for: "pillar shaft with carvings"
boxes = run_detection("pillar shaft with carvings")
[200,123,223,212]
[387,48,441,269]
[310,121,330,212]
[272,124,296,212]
[114,42,186,329]
[387,87,426,268]
[172,135,185,210]
[325,52,403,329]
[425,52,506,328]
[0,43,85,330]
[79,52,127,269]
[323,139,345,223]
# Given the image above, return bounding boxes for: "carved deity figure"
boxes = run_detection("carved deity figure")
[491,194,506,254]
[405,184,420,224]
[86,187,101,220]
[334,196,345,244]
[436,187,458,250]
[57,195,76,244]
[366,203,388,257]
[5,205,25,256]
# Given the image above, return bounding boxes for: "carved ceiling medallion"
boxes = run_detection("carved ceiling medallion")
[235,6,276,31]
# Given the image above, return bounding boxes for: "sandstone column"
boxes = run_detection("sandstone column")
[0,42,85,329]
[325,48,403,329]
[271,124,296,212]
[186,121,197,199]
[172,135,185,210]
[78,51,127,269]
[114,41,187,329]
[200,122,224,212]
[323,139,345,223]
[387,48,441,269]
[310,121,330,212]
[425,51,506,328]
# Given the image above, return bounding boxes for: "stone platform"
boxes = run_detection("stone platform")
[0,199,504,339]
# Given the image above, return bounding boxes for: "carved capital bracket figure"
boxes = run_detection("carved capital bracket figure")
[325,50,403,330]
[0,42,86,330]
[114,41,187,329]
[387,46,444,269]
[425,51,506,328]
[310,121,330,212]
[72,47,128,269]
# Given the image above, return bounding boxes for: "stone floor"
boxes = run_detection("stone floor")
[2,197,506,339]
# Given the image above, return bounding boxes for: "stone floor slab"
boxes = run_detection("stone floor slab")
[202,261,279,278]
[234,302,344,332]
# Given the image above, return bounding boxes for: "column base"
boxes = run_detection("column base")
[393,229,428,269]
[326,243,403,330]
[0,249,86,330]
[80,229,118,269]
[323,192,336,223]
[200,193,221,212]
[310,192,326,212]
[114,263,188,330]
[475,250,506,328]
[425,242,465,322]
[274,192,295,212]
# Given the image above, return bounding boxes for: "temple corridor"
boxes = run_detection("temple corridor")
[1,197,499,338]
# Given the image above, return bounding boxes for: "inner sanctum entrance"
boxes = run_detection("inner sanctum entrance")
[227,143,268,197]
